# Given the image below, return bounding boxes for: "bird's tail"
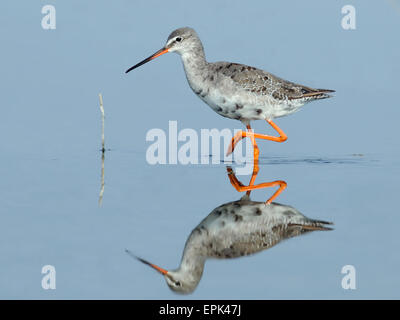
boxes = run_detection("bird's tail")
[289,219,334,231]
[304,88,335,100]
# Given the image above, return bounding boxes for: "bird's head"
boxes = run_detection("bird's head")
[125,27,202,73]
[164,27,201,54]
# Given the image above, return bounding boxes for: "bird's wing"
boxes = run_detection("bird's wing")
[213,62,334,101]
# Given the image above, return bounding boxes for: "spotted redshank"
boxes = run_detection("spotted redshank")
[127,193,332,294]
[126,27,334,160]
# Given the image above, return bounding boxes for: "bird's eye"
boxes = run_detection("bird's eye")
[176,37,182,42]
[175,281,181,286]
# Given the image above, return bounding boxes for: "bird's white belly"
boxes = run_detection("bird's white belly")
[195,86,302,121]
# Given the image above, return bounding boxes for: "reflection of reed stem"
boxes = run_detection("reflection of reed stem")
[98,93,105,206]
[98,152,105,206]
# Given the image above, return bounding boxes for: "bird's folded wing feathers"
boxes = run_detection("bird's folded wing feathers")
[214,62,334,101]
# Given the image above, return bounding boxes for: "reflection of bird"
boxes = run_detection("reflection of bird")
[129,195,333,294]
[126,27,334,160]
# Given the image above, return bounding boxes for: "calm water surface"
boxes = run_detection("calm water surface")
[0,150,398,299]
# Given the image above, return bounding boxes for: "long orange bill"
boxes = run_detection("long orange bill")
[125,47,169,73]
[125,249,168,275]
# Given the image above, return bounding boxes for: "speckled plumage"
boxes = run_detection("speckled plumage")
[164,27,334,124]
[159,194,332,294]
[184,195,332,257]
[126,26,335,147]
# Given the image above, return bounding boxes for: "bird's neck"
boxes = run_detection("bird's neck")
[177,237,207,281]
[180,48,208,91]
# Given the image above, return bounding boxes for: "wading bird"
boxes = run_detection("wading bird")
[126,27,334,160]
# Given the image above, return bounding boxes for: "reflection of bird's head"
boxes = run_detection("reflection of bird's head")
[164,269,199,294]
[126,250,201,294]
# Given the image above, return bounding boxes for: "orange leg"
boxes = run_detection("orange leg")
[227,125,260,160]
[226,119,287,158]
[226,164,287,204]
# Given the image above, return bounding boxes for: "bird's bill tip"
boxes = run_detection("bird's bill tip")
[125,47,169,73]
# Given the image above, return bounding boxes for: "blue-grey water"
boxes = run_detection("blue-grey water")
[1,1,399,299]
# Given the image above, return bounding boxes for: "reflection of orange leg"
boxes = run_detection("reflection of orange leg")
[226,120,287,158]
[247,160,259,188]
[227,165,287,204]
